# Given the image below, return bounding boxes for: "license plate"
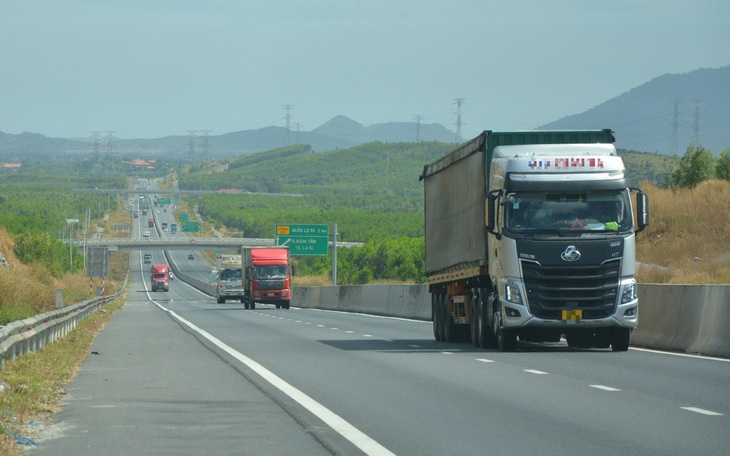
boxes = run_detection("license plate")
[266,292,275,297]
[562,309,582,321]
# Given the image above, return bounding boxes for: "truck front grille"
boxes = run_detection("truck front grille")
[521,259,620,320]
[257,280,285,290]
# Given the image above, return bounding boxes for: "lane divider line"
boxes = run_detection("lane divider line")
[681,407,723,416]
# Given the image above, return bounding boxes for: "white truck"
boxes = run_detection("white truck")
[420,130,649,351]
[215,255,244,304]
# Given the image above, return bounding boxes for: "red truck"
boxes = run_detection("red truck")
[148,217,154,228]
[150,264,170,292]
[242,247,291,309]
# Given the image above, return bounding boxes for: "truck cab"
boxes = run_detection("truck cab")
[150,264,170,292]
[485,143,649,350]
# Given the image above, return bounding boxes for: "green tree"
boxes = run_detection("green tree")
[716,149,730,182]
[664,144,716,189]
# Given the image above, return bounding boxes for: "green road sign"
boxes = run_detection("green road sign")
[157,197,171,205]
[275,224,329,256]
[181,221,199,232]
[177,213,189,222]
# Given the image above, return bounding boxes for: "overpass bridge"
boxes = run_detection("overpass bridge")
[72,237,363,251]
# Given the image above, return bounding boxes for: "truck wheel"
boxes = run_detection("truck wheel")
[432,294,440,341]
[437,293,447,341]
[244,302,250,310]
[469,290,479,347]
[610,328,630,352]
[276,304,281,309]
[477,290,497,349]
[443,294,456,343]
[250,302,256,310]
[494,310,516,351]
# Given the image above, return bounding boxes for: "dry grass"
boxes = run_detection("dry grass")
[636,179,730,283]
[293,274,333,287]
[0,201,130,454]
[0,298,124,454]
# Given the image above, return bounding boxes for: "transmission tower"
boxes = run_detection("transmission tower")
[90,131,102,163]
[200,130,212,162]
[104,131,116,173]
[414,115,423,142]
[453,98,465,142]
[669,98,680,155]
[283,105,294,145]
[692,99,702,145]
[187,130,197,163]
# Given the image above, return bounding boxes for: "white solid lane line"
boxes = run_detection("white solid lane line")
[153,302,397,456]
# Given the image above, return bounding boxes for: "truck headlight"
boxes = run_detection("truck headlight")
[504,281,523,305]
[621,280,637,303]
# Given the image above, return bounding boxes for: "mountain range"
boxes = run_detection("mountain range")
[1,66,728,163]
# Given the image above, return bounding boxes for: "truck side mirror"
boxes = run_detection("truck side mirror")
[634,189,649,233]
[486,190,500,237]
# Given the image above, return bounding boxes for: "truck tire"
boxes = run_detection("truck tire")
[493,308,516,351]
[610,328,630,352]
[432,294,440,341]
[469,290,479,347]
[443,294,457,343]
[217,296,224,304]
[250,301,256,310]
[436,293,446,341]
[477,289,497,349]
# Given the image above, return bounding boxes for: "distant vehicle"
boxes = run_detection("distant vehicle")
[171,223,178,233]
[150,264,170,292]
[143,253,151,264]
[188,253,195,260]
[133,210,139,218]
[143,230,150,239]
[161,222,168,230]
[148,218,154,228]
[169,272,174,281]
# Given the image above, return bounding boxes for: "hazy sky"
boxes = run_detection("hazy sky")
[1,0,728,139]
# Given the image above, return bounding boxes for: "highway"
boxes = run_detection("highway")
[30,199,730,455]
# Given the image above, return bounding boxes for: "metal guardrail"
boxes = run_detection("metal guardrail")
[0,275,128,370]
[68,238,364,250]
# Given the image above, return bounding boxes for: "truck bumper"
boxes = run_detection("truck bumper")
[252,290,289,304]
[502,297,639,330]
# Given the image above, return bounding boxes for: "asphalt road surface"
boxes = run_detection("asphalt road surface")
[28,251,730,455]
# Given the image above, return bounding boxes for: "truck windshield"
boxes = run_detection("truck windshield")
[505,190,632,233]
[254,265,287,279]
[219,269,242,280]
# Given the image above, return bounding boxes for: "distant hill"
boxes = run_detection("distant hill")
[1,66,728,162]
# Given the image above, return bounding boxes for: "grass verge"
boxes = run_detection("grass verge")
[0,295,125,454]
